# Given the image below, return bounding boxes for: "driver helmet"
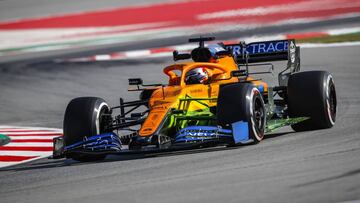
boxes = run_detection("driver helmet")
[185,67,209,84]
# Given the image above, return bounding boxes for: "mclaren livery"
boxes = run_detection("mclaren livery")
[53,37,337,161]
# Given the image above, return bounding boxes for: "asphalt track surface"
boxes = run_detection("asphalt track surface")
[0,44,360,202]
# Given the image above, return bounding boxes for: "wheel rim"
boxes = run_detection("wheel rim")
[328,81,337,124]
[99,106,111,134]
[252,95,265,139]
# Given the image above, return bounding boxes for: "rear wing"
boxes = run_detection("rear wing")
[224,39,300,86]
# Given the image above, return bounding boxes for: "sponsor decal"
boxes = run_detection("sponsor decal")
[186,130,217,137]
[143,128,152,132]
[165,89,181,97]
[226,40,289,56]
[190,89,203,94]
[151,114,159,121]
[289,40,296,63]
[153,100,171,106]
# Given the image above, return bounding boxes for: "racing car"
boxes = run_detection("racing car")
[53,37,337,161]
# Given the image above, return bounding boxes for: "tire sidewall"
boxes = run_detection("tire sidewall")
[324,74,336,126]
[217,83,266,143]
[288,71,336,131]
[92,100,110,136]
[246,86,266,142]
[64,97,110,146]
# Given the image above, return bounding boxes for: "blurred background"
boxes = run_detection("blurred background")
[0,0,359,60]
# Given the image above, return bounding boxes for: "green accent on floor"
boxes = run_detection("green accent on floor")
[266,117,308,133]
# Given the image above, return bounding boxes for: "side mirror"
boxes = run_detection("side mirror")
[129,78,143,85]
[231,70,247,77]
[173,50,191,61]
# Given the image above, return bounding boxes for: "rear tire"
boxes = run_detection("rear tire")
[217,83,266,143]
[288,71,336,131]
[63,97,111,161]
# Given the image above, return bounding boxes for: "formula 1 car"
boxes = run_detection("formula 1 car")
[53,37,337,161]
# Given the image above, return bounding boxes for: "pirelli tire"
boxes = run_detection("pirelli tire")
[63,97,111,161]
[288,71,337,131]
[217,83,266,143]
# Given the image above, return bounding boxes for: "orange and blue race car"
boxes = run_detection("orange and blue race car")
[52,37,337,161]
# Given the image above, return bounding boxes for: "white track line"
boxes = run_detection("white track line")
[9,136,59,140]
[0,125,63,131]
[301,41,360,48]
[6,142,53,147]
[1,132,62,135]
[197,0,360,20]
[0,156,49,168]
[0,151,52,156]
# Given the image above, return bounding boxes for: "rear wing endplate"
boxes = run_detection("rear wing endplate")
[224,39,300,86]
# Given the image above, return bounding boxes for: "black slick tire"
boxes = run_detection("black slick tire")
[63,97,111,161]
[288,71,337,131]
[217,83,266,143]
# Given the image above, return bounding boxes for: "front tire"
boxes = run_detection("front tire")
[217,83,266,143]
[288,71,337,131]
[63,97,111,161]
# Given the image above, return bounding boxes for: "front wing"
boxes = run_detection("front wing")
[52,122,252,159]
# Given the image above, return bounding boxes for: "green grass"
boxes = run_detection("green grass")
[296,32,360,43]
